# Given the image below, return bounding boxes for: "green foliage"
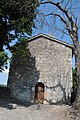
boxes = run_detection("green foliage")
[0,51,8,72]
[0,84,7,87]
[10,41,31,63]
[0,0,38,70]
[72,68,77,91]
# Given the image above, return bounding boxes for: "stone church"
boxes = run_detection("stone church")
[8,34,73,104]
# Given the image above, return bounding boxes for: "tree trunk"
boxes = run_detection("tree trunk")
[74,42,80,109]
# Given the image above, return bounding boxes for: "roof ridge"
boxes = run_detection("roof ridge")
[28,34,73,49]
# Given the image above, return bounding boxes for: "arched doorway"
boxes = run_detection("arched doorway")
[35,82,44,103]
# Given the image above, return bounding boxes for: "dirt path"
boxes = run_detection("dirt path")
[0,99,74,120]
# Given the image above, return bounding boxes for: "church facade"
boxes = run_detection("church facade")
[8,34,73,104]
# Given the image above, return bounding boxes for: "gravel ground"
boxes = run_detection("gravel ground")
[73,109,80,120]
[0,98,74,120]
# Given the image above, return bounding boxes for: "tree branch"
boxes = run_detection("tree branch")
[38,1,78,40]
[38,1,72,21]
[38,1,75,29]
[45,13,67,24]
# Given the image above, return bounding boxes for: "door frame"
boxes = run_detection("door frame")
[35,82,44,103]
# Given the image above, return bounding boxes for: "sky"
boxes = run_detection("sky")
[0,68,9,85]
[0,0,77,85]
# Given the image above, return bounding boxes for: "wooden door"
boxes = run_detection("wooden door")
[35,83,44,103]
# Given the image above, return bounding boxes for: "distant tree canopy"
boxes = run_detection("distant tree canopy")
[0,0,38,71]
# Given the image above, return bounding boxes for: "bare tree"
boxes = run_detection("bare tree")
[36,0,80,108]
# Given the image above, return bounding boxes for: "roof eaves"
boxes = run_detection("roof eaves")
[28,34,73,49]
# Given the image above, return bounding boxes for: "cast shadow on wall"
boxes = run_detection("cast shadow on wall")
[7,45,40,108]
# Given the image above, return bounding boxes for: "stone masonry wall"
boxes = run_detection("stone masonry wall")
[8,36,72,104]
